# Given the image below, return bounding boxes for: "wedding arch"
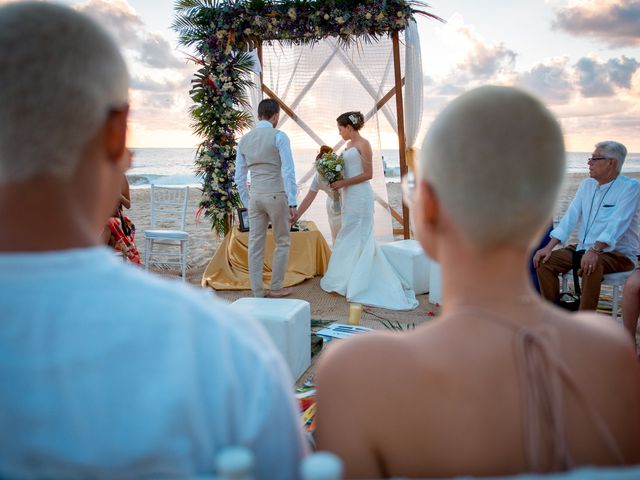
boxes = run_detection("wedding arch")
[174,0,441,237]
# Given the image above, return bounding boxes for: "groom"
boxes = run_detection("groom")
[235,99,298,298]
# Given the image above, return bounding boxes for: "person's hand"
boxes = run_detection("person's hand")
[289,207,298,224]
[580,249,600,276]
[533,245,553,268]
[330,179,346,191]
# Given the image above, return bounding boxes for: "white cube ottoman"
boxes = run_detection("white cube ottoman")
[230,298,311,380]
[380,239,431,295]
[429,261,442,305]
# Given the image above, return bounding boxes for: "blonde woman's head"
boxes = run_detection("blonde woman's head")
[417,86,565,252]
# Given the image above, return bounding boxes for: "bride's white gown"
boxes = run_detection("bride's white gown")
[320,147,418,310]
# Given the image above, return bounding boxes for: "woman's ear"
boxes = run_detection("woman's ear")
[417,180,439,227]
[413,179,441,260]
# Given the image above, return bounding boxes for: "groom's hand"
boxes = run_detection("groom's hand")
[289,207,298,224]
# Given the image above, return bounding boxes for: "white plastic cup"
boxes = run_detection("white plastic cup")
[301,451,344,480]
[216,447,254,480]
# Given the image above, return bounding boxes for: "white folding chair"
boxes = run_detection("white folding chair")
[561,270,633,318]
[143,185,189,281]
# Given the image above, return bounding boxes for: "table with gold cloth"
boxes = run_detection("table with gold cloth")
[202,221,331,290]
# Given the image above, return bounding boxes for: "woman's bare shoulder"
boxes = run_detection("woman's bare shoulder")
[349,138,371,157]
[559,309,634,350]
[315,324,450,393]
[318,331,405,370]
[359,137,372,148]
[317,332,410,383]
[358,138,372,154]
[550,309,639,382]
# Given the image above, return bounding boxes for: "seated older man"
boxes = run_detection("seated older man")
[534,141,640,310]
[0,3,305,478]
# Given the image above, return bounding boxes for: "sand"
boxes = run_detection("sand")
[128,187,223,274]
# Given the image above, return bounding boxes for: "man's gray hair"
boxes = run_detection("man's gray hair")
[0,2,129,184]
[595,140,627,173]
[419,86,565,251]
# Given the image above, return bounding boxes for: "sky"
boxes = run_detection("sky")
[11,0,640,151]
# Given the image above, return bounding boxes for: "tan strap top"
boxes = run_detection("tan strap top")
[453,306,625,471]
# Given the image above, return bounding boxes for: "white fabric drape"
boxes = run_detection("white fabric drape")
[247,49,262,125]
[404,21,423,164]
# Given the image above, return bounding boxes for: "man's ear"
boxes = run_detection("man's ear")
[104,106,129,164]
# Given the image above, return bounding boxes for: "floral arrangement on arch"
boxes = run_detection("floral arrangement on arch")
[174,0,440,235]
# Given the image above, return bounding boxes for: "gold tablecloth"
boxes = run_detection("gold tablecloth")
[202,221,331,290]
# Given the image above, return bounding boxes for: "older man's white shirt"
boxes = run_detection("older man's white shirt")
[551,175,640,261]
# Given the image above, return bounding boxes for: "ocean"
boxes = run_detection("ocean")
[128,148,640,188]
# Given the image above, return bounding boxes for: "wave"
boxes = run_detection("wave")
[127,173,202,188]
[128,171,401,187]
[127,164,640,188]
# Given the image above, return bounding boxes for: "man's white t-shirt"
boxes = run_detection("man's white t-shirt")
[0,247,306,479]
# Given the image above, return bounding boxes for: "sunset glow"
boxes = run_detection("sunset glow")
[46,0,640,152]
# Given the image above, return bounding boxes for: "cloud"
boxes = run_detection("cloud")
[607,56,640,88]
[72,0,195,146]
[436,84,465,96]
[516,58,574,104]
[512,54,639,103]
[141,93,177,109]
[141,33,185,69]
[575,57,614,97]
[74,0,186,70]
[456,25,517,78]
[552,0,640,47]
[130,75,184,92]
[575,55,640,97]
[75,0,141,46]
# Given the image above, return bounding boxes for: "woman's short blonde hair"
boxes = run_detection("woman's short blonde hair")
[419,86,565,250]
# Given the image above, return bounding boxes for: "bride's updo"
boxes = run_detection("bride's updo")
[337,111,365,131]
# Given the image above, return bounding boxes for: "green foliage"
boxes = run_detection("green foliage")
[380,319,416,331]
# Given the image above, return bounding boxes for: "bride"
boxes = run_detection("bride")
[320,111,418,310]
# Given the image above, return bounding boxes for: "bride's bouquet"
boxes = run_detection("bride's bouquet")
[316,151,344,185]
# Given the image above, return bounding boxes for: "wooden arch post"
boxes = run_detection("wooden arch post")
[392,31,410,240]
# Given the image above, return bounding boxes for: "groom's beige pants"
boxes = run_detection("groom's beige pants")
[248,192,291,297]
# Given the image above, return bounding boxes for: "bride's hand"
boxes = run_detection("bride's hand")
[330,179,346,190]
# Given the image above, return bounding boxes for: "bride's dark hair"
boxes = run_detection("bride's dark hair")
[337,111,365,131]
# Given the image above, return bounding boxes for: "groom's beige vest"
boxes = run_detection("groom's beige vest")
[238,127,285,194]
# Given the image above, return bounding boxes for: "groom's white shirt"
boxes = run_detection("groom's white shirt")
[235,120,297,207]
